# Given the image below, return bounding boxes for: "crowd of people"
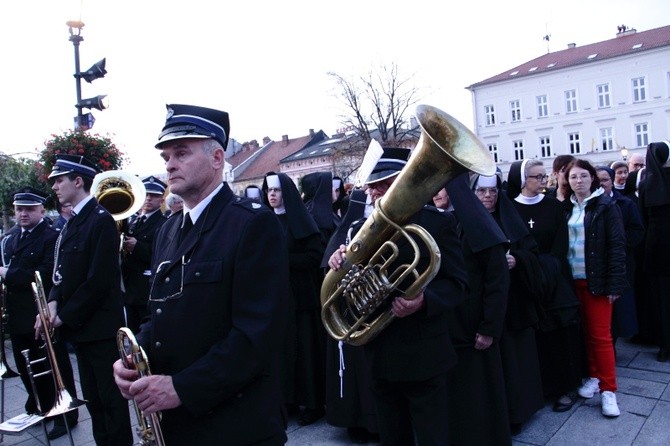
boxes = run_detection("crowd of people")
[0,100,668,446]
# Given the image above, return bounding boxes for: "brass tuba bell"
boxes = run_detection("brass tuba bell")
[320,104,496,346]
[92,170,147,222]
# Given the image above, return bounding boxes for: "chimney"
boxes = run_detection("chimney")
[567,43,576,49]
[250,139,258,150]
[262,136,271,145]
[616,24,637,37]
[309,129,315,137]
[242,142,249,152]
[282,135,289,146]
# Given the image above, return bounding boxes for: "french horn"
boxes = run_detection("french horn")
[320,104,496,346]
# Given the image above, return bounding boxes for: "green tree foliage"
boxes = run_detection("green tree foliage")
[0,156,44,231]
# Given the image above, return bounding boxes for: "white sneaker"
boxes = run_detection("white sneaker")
[601,391,620,417]
[578,377,600,398]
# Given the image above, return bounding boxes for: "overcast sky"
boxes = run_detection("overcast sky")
[1,0,668,176]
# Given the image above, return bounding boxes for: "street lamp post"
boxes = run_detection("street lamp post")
[66,20,107,131]
[67,20,85,128]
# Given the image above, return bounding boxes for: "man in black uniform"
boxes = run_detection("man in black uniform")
[121,176,167,333]
[0,187,79,439]
[113,104,289,445]
[46,155,133,445]
[328,148,468,445]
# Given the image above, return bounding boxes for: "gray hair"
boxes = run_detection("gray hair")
[203,138,224,155]
[524,159,544,177]
[166,193,183,207]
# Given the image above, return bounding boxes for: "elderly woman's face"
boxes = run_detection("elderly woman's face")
[597,171,613,194]
[475,184,498,213]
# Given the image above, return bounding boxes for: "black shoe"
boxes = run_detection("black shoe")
[552,392,578,412]
[510,423,523,436]
[347,427,372,444]
[657,348,670,362]
[297,407,324,426]
[47,425,69,440]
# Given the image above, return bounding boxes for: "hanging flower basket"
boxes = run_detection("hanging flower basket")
[36,130,126,182]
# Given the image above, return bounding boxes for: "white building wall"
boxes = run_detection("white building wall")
[470,46,670,175]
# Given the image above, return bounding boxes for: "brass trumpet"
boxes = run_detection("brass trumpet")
[321,104,496,346]
[30,271,86,417]
[117,327,165,446]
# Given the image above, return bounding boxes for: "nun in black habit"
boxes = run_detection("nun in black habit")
[472,173,545,432]
[444,172,513,445]
[507,160,584,411]
[321,189,380,442]
[639,141,670,362]
[262,172,327,425]
[301,171,338,246]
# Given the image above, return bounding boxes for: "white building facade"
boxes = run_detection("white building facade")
[468,25,670,175]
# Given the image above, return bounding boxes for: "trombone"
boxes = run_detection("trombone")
[29,271,86,418]
[117,327,165,446]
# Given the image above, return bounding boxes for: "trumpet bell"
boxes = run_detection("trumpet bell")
[92,170,147,221]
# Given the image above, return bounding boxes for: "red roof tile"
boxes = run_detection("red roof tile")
[469,25,670,88]
[234,134,317,182]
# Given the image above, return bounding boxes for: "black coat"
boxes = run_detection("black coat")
[139,183,289,445]
[2,221,58,334]
[361,207,468,382]
[122,211,167,306]
[49,198,125,343]
[563,193,627,296]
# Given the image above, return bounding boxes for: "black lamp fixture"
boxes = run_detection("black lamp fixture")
[67,20,108,130]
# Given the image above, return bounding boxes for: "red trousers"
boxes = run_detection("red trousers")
[575,280,617,392]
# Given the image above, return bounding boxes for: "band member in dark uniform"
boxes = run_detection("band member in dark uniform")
[328,148,468,445]
[113,104,289,445]
[121,176,167,333]
[0,187,79,440]
[46,155,133,445]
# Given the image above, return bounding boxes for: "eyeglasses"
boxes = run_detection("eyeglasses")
[149,256,188,302]
[527,174,548,182]
[631,163,645,169]
[368,180,393,192]
[267,187,281,193]
[475,187,498,196]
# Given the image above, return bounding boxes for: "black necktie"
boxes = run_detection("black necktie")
[20,231,30,241]
[132,215,146,233]
[179,214,193,244]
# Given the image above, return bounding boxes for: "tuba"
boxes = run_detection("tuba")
[30,271,86,417]
[117,327,165,446]
[92,170,147,251]
[321,104,496,346]
[92,170,147,222]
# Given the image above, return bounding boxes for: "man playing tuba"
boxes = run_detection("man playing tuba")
[327,148,468,445]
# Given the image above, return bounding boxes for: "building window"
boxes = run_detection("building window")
[487,143,499,162]
[600,127,613,151]
[536,95,548,118]
[484,105,495,126]
[510,100,521,122]
[540,136,552,158]
[632,77,646,102]
[568,132,581,154]
[513,140,524,160]
[565,89,578,113]
[635,123,649,147]
[597,83,611,108]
